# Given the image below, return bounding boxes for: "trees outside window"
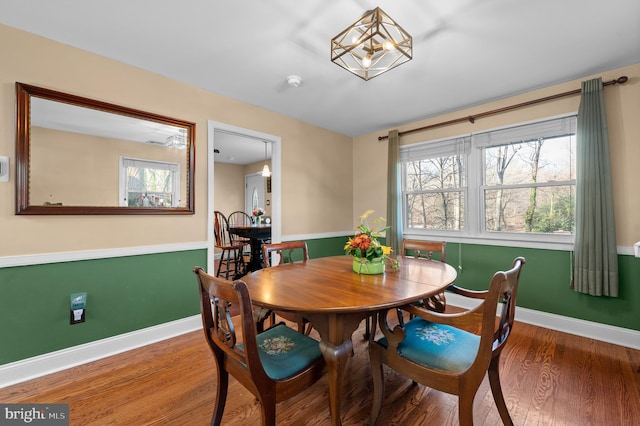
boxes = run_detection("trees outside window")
[120,157,181,207]
[401,115,576,246]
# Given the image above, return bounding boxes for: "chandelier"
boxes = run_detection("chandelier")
[331,7,412,81]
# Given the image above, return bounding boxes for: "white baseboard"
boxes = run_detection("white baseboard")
[446,293,640,350]
[0,316,201,389]
[1,302,638,390]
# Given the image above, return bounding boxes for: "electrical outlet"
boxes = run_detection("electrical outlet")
[70,293,87,324]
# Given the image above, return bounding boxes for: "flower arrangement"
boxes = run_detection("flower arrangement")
[252,207,265,217]
[344,210,393,273]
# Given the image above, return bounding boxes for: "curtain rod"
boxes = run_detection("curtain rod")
[377,76,628,141]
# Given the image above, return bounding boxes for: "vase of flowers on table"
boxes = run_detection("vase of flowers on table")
[252,207,265,225]
[344,210,393,274]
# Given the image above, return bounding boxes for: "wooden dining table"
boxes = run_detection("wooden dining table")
[241,255,458,426]
[228,224,271,272]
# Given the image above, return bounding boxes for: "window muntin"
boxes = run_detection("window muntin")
[120,157,180,207]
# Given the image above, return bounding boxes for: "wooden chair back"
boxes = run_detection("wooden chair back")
[262,241,309,267]
[400,239,448,314]
[193,266,325,425]
[228,210,253,226]
[402,239,446,262]
[369,257,526,426]
[213,210,247,279]
[261,241,312,334]
[213,211,234,247]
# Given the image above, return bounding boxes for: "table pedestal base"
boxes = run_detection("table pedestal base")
[306,312,370,426]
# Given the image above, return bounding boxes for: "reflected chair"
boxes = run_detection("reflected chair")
[213,211,247,279]
[368,257,526,426]
[261,241,313,335]
[193,267,326,426]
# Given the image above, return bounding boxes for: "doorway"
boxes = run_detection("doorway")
[207,120,281,273]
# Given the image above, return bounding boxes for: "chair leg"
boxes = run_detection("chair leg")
[458,391,475,426]
[488,355,514,426]
[215,251,225,278]
[259,392,277,426]
[368,346,385,425]
[211,365,229,426]
[364,316,371,340]
[396,308,405,326]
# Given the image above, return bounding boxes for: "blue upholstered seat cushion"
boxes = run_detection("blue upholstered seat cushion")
[252,323,323,380]
[377,317,480,373]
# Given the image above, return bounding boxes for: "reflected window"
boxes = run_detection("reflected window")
[120,157,181,207]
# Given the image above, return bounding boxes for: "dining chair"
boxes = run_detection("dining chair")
[368,257,526,426]
[401,239,448,318]
[363,239,449,339]
[261,241,313,335]
[213,211,247,279]
[193,267,326,426]
[227,210,253,257]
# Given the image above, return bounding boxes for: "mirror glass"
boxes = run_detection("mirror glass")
[15,83,195,214]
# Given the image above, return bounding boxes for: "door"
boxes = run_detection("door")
[245,173,266,216]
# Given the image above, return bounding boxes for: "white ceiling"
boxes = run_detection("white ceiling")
[1,0,638,163]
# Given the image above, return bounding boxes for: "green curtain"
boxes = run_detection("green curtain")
[572,78,618,296]
[386,130,402,253]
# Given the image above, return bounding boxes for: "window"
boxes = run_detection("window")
[401,115,577,246]
[401,137,469,231]
[119,157,181,207]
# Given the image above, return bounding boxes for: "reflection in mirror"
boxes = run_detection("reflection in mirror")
[15,83,195,214]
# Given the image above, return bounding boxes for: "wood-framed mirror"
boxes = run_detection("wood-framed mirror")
[15,82,195,215]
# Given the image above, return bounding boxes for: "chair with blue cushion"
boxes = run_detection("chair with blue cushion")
[368,257,525,426]
[193,266,326,426]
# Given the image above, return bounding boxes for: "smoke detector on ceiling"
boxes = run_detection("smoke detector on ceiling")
[286,75,302,88]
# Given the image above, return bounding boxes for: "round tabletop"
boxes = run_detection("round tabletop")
[242,255,457,314]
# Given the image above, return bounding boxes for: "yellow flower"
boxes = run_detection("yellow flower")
[359,209,375,222]
[382,246,392,256]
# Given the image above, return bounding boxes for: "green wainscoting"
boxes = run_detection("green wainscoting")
[443,243,639,331]
[0,249,206,365]
[310,239,639,332]
[2,240,638,367]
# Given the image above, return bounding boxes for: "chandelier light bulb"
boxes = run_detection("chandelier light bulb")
[362,54,372,68]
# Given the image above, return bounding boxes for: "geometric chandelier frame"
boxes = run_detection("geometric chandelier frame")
[331,7,412,81]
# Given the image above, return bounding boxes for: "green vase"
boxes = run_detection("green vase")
[352,257,385,274]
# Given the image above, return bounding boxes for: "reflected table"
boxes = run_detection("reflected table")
[242,255,457,426]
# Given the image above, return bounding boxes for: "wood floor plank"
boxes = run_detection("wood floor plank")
[0,316,638,425]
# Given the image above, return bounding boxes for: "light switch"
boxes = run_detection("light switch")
[0,157,8,182]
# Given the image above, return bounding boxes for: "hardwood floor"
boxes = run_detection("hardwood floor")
[1,314,638,425]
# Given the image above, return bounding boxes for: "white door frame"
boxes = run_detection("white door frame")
[207,120,281,273]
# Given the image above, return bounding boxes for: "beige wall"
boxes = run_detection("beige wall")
[0,24,353,256]
[353,63,640,247]
[213,162,245,218]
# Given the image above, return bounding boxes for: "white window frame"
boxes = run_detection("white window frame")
[119,157,181,207]
[401,114,577,250]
